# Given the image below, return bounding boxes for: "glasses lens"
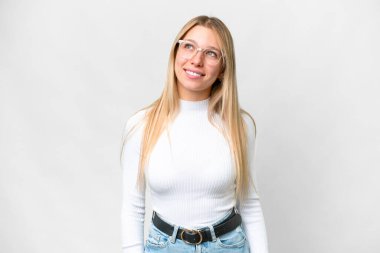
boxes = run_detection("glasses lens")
[179,41,196,59]
[204,49,221,65]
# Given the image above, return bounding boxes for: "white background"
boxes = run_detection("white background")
[1,0,379,252]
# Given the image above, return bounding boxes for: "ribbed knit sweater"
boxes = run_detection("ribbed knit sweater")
[121,98,268,253]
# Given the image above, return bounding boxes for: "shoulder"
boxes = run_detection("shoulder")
[123,108,148,137]
[241,110,257,139]
[126,109,148,128]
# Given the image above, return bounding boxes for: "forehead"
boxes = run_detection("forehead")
[183,25,221,49]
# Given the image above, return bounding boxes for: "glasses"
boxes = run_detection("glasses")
[177,40,224,66]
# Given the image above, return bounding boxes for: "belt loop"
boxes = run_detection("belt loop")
[170,225,179,244]
[207,225,217,242]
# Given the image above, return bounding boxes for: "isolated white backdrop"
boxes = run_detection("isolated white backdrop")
[1,0,379,253]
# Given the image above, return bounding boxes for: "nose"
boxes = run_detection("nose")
[190,50,204,66]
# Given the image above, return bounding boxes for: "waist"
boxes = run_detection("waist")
[151,207,242,245]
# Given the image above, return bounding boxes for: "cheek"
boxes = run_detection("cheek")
[208,66,222,80]
[174,56,184,74]
[174,61,181,79]
[175,54,187,67]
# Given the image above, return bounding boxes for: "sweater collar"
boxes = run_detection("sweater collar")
[179,97,209,112]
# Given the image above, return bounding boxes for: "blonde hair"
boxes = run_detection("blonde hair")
[122,15,256,200]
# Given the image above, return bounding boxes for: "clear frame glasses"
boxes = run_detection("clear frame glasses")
[177,40,224,66]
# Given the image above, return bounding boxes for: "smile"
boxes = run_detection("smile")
[185,69,205,77]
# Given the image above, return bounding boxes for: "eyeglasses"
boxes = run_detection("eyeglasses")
[177,40,223,66]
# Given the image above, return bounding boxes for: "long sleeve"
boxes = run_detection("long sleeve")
[121,111,146,253]
[238,114,269,253]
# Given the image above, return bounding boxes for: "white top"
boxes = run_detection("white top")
[121,98,268,253]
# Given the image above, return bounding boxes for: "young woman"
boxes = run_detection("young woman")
[121,16,268,253]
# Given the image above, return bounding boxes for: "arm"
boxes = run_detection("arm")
[121,111,146,253]
[237,113,269,253]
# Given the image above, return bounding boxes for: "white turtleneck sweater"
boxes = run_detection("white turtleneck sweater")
[121,98,268,253]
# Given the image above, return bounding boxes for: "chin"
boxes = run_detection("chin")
[183,84,208,92]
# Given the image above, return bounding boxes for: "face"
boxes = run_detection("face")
[174,25,223,101]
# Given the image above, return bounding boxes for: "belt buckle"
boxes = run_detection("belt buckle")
[180,229,203,245]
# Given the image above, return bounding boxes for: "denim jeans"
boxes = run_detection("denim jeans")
[144,210,250,253]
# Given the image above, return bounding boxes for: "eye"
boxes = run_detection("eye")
[205,50,219,58]
[183,42,195,50]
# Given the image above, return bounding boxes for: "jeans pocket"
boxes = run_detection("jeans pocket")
[216,226,247,248]
[145,225,170,249]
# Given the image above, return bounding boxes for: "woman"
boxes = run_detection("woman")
[121,16,268,253]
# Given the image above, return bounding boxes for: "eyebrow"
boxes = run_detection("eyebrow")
[184,38,221,51]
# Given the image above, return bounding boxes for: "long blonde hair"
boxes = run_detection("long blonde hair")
[122,15,256,200]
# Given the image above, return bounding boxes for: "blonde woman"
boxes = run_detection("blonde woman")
[121,16,268,253]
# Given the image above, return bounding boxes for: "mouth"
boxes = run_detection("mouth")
[184,69,205,77]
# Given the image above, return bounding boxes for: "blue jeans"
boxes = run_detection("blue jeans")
[144,211,250,253]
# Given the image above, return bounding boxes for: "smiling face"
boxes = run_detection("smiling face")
[174,25,223,101]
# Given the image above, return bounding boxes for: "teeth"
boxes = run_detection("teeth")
[186,70,201,77]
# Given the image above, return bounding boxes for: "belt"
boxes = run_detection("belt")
[152,208,242,245]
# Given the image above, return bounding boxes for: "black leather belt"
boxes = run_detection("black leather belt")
[152,208,242,245]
